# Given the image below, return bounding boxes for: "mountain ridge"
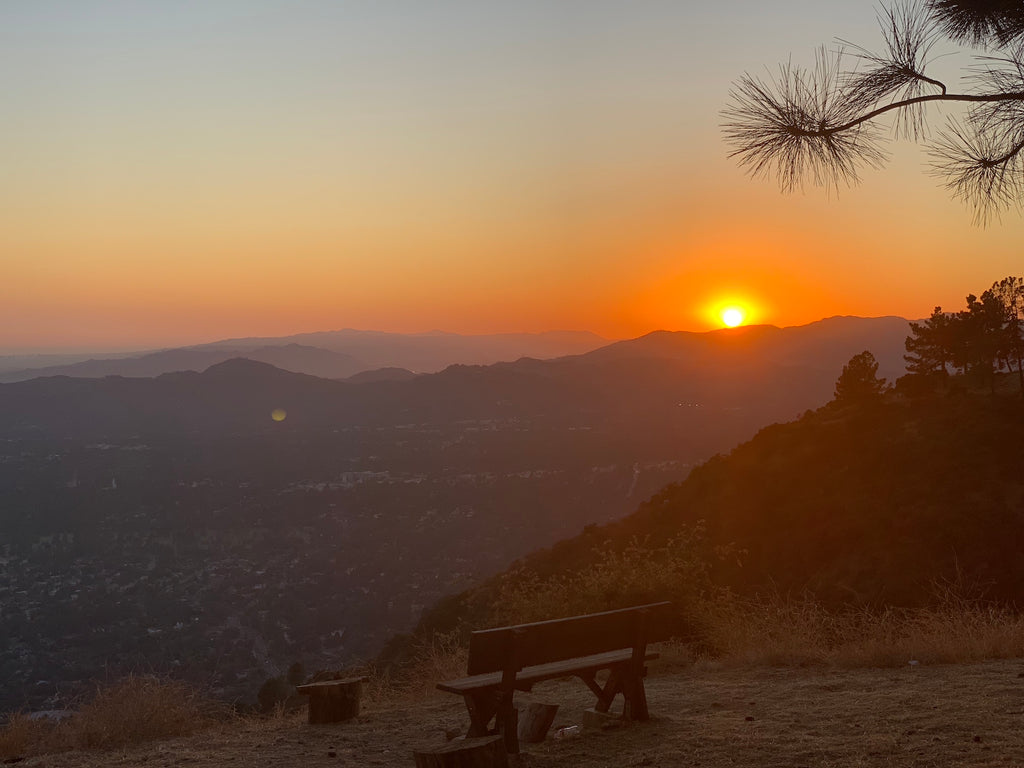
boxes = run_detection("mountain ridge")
[0,317,914,440]
[0,330,611,383]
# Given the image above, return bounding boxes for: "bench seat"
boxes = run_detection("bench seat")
[437,648,660,695]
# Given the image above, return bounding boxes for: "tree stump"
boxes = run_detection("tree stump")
[295,677,367,724]
[412,734,508,768]
[516,702,559,743]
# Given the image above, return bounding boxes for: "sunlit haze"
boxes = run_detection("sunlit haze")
[3,1,1022,353]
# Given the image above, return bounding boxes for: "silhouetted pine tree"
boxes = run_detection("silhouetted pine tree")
[835,351,887,404]
[905,307,956,378]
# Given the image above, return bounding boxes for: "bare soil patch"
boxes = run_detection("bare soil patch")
[18,658,1024,767]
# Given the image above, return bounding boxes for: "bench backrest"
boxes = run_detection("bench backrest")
[466,601,671,676]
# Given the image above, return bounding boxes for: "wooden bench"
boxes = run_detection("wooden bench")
[437,602,671,754]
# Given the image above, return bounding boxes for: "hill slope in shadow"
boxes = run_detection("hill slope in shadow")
[414,383,1024,639]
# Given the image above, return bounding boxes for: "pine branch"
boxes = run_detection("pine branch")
[723,0,1024,220]
[815,90,1024,135]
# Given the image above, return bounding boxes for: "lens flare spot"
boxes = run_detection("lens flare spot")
[721,307,745,327]
[271,408,287,422]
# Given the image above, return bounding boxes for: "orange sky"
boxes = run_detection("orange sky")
[3,2,1022,352]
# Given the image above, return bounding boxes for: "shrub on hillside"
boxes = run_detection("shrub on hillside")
[491,523,733,635]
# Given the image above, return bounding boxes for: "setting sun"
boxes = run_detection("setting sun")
[702,294,761,331]
[721,307,745,327]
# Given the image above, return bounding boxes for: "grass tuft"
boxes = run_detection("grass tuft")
[697,592,1024,668]
[70,675,227,749]
[0,675,229,760]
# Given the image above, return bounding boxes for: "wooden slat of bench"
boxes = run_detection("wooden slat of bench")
[436,648,659,695]
[466,601,671,675]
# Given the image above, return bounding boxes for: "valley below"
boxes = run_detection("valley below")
[0,418,695,713]
[0,317,912,713]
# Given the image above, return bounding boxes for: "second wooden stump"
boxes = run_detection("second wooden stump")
[295,677,367,724]
[413,734,508,768]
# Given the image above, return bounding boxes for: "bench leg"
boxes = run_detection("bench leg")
[622,666,650,721]
[579,672,605,701]
[579,664,650,720]
[464,692,498,737]
[598,668,624,713]
[462,688,521,755]
[497,697,519,755]
[579,668,624,714]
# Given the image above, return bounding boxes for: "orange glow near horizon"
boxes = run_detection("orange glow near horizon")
[4,196,1017,352]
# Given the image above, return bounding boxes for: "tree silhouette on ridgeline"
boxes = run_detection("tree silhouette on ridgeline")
[991,275,1024,393]
[903,276,1024,395]
[723,0,1024,222]
[834,351,888,405]
[904,306,958,378]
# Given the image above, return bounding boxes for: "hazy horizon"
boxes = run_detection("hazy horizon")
[0,312,920,359]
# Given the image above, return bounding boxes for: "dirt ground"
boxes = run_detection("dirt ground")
[19,658,1024,767]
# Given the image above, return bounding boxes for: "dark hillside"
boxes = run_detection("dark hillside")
[415,385,1024,640]
[643,392,1024,605]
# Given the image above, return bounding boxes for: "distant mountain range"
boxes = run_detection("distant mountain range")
[0,318,913,384]
[0,315,915,712]
[586,316,910,382]
[0,330,610,383]
[0,316,912,439]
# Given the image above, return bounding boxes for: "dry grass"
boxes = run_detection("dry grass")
[5,588,1024,763]
[0,676,229,760]
[71,675,228,748]
[349,588,1024,731]
[492,531,716,626]
[697,592,1024,668]
[0,712,45,760]
[487,533,1024,672]
[327,628,470,711]
[14,660,1024,768]
[358,629,468,706]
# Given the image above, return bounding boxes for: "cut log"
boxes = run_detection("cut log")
[516,702,558,743]
[413,734,508,768]
[295,677,366,724]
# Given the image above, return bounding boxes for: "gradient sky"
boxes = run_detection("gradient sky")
[3,1,1023,352]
